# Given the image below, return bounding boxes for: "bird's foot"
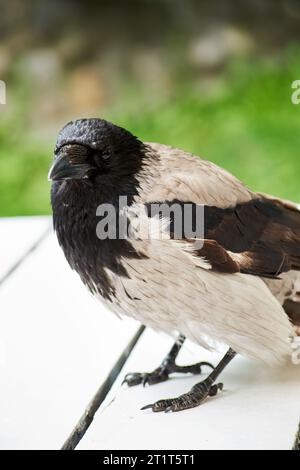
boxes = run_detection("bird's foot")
[141,378,223,412]
[123,367,169,387]
[123,361,214,387]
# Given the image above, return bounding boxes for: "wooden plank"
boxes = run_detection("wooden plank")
[0,216,50,282]
[0,229,139,450]
[78,328,300,450]
[62,325,145,450]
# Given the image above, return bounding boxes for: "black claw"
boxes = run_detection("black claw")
[141,403,154,411]
[124,369,170,388]
[123,372,145,387]
[208,382,223,396]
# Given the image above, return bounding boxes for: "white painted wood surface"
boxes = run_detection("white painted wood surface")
[78,328,300,450]
[1,217,299,450]
[0,216,50,280]
[0,218,139,449]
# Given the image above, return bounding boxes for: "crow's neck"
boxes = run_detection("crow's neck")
[51,147,158,300]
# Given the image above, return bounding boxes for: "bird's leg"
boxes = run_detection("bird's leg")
[123,334,214,387]
[141,348,236,412]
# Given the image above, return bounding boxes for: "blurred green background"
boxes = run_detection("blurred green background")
[1,0,300,216]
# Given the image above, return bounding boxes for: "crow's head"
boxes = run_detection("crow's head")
[49,118,144,183]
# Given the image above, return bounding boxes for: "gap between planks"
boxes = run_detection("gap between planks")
[0,224,52,287]
[61,325,146,450]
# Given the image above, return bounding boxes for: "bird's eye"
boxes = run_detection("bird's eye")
[101,150,111,161]
[93,150,111,168]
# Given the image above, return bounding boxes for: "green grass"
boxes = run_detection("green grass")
[1,49,300,216]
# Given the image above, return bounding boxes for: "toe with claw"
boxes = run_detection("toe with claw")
[123,367,170,387]
[122,372,146,387]
[123,361,214,388]
[141,379,223,413]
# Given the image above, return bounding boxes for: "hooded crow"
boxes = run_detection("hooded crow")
[49,118,300,412]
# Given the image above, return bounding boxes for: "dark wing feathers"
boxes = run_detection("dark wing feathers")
[204,202,267,252]
[283,299,300,326]
[148,197,300,279]
[192,239,240,274]
[203,198,300,278]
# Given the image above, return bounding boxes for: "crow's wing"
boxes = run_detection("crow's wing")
[144,143,300,280]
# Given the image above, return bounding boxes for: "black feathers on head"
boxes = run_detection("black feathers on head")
[55,118,145,179]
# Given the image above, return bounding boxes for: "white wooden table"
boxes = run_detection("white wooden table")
[0,217,299,450]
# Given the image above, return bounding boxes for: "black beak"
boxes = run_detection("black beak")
[48,152,94,182]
